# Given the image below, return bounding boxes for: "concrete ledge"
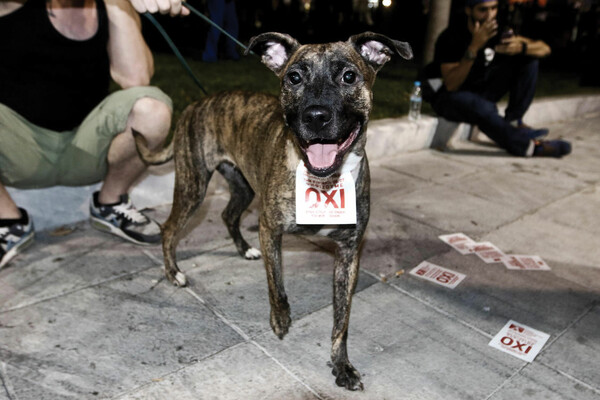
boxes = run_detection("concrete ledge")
[8,94,600,231]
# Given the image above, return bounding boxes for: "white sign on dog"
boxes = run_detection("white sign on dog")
[295,161,357,225]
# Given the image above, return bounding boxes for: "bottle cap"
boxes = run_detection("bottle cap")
[415,81,421,86]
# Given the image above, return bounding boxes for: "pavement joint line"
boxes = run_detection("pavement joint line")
[385,170,600,241]
[0,265,156,314]
[372,274,599,399]
[184,287,251,341]
[388,209,453,233]
[516,183,600,234]
[539,300,598,356]
[0,361,18,400]
[110,341,250,399]
[495,181,600,229]
[379,164,437,183]
[379,160,482,186]
[183,287,324,400]
[482,364,529,400]
[538,361,600,395]
[361,268,494,340]
[249,340,325,400]
[141,249,163,266]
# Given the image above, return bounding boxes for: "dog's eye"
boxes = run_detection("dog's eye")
[342,71,356,84]
[288,72,302,85]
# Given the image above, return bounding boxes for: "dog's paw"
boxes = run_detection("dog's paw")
[244,247,262,260]
[270,308,292,339]
[174,272,188,287]
[166,271,188,287]
[332,363,364,391]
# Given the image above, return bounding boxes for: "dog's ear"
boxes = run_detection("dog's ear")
[349,32,413,72]
[246,32,301,75]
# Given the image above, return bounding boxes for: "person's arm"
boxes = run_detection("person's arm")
[440,59,473,92]
[495,35,551,58]
[0,0,25,17]
[440,19,497,92]
[105,0,154,88]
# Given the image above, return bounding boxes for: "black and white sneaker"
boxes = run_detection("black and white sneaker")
[0,208,35,269]
[90,192,161,245]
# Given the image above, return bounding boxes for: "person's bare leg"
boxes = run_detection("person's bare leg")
[0,183,21,219]
[98,97,171,204]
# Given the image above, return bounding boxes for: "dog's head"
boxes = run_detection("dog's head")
[247,32,412,177]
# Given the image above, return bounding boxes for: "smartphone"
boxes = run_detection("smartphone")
[501,27,514,39]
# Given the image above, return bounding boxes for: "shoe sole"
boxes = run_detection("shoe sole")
[90,216,160,246]
[0,231,35,269]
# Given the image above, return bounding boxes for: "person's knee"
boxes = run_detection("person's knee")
[524,58,539,75]
[129,97,171,148]
[435,91,497,122]
[513,56,539,76]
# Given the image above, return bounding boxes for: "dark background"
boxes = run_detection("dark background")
[142,0,600,86]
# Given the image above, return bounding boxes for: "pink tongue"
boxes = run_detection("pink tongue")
[306,143,338,169]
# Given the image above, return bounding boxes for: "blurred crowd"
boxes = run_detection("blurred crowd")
[143,0,599,82]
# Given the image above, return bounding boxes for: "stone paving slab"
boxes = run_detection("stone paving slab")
[0,268,245,399]
[392,249,597,337]
[433,169,576,214]
[380,184,524,235]
[490,362,600,400]
[384,148,590,210]
[381,150,478,185]
[531,185,600,235]
[254,283,524,400]
[484,214,600,289]
[359,206,449,278]
[117,342,320,400]
[537,303,600,391]
[174,236,377,339]
[0,236,153,312]
[368,165,432,208]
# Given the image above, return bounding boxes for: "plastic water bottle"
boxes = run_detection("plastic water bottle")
[408,81,422,121]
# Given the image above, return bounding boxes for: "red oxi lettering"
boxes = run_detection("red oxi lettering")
[500,337,532,353]
[305,188,321,203]
[305,188,346,209]
[323,190,339,208]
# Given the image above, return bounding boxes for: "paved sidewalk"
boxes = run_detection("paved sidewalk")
[1,113,599,399]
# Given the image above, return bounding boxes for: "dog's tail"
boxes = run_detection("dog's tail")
[133,129,174,165]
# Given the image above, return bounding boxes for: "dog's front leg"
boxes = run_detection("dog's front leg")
[259,222,291,339]
[331,244,364,391]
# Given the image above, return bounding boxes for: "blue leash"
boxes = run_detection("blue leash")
[143,2,254,95]
[143,12,208,94]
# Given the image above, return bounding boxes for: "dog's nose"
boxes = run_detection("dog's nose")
[302,106,332,132]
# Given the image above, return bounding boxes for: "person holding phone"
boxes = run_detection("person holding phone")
[424,0,570,158]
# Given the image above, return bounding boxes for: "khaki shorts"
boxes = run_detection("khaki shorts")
[0,86,172,189]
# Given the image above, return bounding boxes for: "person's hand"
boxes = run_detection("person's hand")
[470,19,498,51]
[129,0,190,16]
[495,36,525,55]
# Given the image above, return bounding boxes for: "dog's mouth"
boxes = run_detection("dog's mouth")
[300,122,362,177]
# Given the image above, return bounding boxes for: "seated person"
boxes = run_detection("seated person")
[0,0,184,268]
[423,0,571,158]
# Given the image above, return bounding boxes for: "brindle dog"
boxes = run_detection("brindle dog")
[137,32,412,390]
